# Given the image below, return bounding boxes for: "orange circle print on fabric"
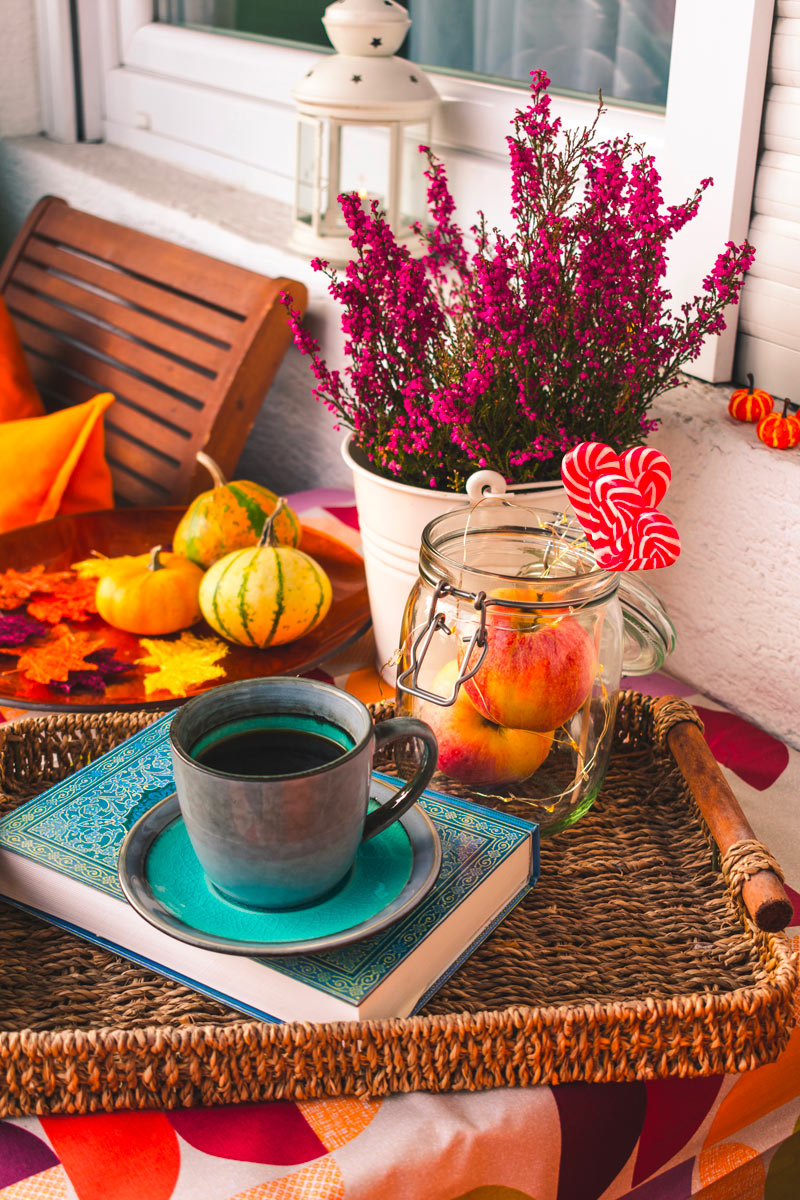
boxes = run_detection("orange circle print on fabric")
[697,1142,765,1199]
[225,1157,344,1200]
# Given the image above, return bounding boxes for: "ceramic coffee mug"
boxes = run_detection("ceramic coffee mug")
[169,677,438,910]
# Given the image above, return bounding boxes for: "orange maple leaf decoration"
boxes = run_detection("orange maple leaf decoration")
[0,565,74,610]
[14,625,106,684]
[26,577,98,624]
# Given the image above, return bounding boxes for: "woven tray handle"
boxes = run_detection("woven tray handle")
[653,697,793,933]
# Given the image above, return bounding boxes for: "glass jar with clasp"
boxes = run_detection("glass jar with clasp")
[395,503,675,833]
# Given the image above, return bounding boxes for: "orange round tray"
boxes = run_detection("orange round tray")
[0,507,371,712]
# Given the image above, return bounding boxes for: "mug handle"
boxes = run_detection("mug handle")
[361,718,439,842]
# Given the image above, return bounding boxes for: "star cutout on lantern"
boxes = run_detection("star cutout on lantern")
[410,74,418,83]
[371,36,382,47]
[352,74,362,83]
[306,69,313,77]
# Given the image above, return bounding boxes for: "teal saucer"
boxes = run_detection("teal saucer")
[118,779,441,956]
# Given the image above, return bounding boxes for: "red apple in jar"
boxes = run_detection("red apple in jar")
[459,612,597,733]
[418,662,554,786]
[488,583,570,625]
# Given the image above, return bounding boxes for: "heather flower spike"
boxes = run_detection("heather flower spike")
[283,71,754,492]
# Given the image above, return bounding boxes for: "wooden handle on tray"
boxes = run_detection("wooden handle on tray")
[653,697,793,932]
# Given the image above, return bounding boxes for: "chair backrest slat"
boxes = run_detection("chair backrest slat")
[102,430,184,506]
[11,258,229,375]
[5,282,217,405]
[21,236,244,344]
[0,197,307,506]
[101,401,193,466]
[13,312,207,429]
[34,203,267,319]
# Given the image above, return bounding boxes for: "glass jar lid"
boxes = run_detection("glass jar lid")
[618,574,676,675]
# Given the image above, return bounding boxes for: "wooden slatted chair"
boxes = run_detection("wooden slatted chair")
[0,195,308,506]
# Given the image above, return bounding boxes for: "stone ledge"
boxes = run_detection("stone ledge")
[0,135,298,273]
[651,377,800,749]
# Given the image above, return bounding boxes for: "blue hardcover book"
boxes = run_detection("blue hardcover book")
[0,712,539,1023]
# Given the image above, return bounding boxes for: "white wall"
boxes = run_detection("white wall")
[649,378,800,750]
[735,3,800,399]
[0,136,798,751]
[0,0,42,138]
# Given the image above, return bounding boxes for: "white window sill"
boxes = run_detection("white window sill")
[0,135,315,284]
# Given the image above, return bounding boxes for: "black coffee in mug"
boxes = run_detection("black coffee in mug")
[190,714,353,778]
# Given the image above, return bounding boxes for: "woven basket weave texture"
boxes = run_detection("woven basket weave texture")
[0,693,795,1116]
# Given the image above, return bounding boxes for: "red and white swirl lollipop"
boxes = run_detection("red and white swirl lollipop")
[619,446,672,508]
[560,442,620,529]
[561,441,680,571]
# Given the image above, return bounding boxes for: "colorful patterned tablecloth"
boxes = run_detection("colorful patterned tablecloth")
[1,493,798,1200]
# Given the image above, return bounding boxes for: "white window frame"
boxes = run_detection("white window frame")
[63,0,774,382]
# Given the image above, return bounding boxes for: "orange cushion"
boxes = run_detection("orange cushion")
[0,295,44,421]
[0,392,115,533]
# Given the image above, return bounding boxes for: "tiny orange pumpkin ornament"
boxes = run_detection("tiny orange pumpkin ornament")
[728,373,774,422]
[95,546,204,634]
[756,398,800,450]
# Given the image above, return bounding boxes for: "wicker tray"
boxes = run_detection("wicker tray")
[0,694,796,1116]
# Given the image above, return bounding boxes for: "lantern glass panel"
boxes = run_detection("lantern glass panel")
[337,123,392,226]
[401,123,430,229]
[296,116,320,228]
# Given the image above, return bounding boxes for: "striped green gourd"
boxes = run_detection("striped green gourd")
[198,499,332,647]
[174,452,300,569]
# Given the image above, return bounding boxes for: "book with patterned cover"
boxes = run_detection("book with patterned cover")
[0,711,539,1023]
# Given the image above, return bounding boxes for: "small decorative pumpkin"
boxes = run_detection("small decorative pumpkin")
[173,452,301,569]
[95,546,204,634]
[756,398,800,450]
[728,373,774,422]
[199,499,332,648]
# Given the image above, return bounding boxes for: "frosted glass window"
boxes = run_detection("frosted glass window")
[157,0,675,107]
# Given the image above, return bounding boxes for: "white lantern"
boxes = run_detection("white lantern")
[290,0,439,264]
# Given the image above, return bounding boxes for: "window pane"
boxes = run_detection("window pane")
[157,1,332,47]
[157,0,675,107]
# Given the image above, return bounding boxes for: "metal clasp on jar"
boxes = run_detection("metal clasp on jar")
[396,580,489,706]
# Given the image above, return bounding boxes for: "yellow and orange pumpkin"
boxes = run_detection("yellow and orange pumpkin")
[95,546,204,634]
[199,499,332,648]
[173,453,301,569]
[728,374,774,423]
[756,399,800,450]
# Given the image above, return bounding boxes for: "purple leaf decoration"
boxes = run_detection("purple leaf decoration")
[49,648,134,695]
[0,611,48,647]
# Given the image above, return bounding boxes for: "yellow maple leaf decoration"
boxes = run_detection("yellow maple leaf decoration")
[136,631,229,697]
[71,552,145,580]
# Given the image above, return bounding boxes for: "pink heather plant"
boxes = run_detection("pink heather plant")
[283,71,755,492]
